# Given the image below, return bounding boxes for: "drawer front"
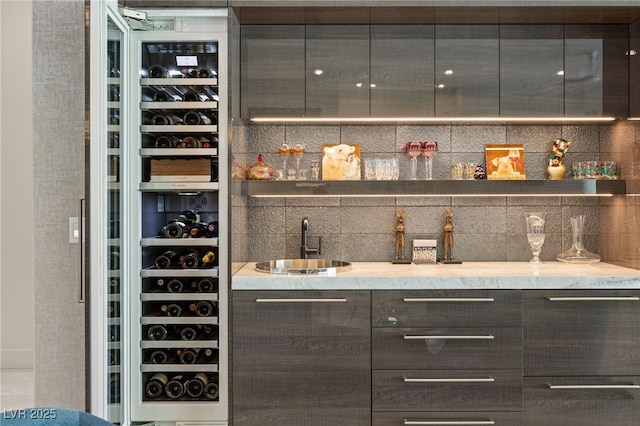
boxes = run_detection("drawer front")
[523,290,640,375]
[373,369,523,412]
[373,411,524,426]
[373,327,522,370]
[373,290,522,327]
[524,376,640,426]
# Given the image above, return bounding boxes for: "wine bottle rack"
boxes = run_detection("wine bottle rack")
[131,17,228,421]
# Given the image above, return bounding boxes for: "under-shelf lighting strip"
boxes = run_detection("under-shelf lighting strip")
[250,117,617,124]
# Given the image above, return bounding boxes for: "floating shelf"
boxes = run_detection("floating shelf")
[241,179,627,197]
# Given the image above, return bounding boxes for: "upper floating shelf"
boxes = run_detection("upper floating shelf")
[241,180,627,197]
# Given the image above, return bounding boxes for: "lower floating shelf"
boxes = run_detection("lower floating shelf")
[241,179,627,197]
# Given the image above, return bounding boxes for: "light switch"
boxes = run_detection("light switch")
[69,217,79,243]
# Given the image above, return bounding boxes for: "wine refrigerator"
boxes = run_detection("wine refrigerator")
[90,3,228,425]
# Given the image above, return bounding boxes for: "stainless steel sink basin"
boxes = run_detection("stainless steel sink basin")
[255,259,351,275]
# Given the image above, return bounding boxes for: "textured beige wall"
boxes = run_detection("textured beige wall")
[0,0,35,370]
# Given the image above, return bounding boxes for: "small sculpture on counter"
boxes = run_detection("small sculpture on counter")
[442,210,462,264]
[393,210,410,264]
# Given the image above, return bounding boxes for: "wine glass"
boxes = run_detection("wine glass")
[525,212,547,263]
[421,141,439,180]
[278,143,291,177]
[405,141,422,180]
[290,144,305,177]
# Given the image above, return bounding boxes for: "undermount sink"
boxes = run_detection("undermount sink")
[255,259,351,275]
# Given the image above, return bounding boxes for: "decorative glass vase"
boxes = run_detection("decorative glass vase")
[547,163,566,180]
[557,215,601,263]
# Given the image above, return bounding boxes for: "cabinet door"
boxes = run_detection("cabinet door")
[564,25,628,117]
[524,376,640,426]
[523,290,640,376]
[500,25,564,116]
[630,20,640,117]
[306,25,370,117]
[435,25,500,116]
[372,290,522,328]
[232,290,371,426]
[370,25,435,117]
[240,25,306,118]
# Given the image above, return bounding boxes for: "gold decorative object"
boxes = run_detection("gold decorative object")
[393,210,411,264]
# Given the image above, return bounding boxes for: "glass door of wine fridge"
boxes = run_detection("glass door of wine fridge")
[91,4,228,425]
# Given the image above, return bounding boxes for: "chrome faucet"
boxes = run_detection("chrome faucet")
[300,217,321,259]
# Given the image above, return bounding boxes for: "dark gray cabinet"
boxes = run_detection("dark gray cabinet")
[305,25,370,117]
[240,23,631,119]
[370,25,435,117]
[435,25,500,116]
[232,290,371,426]
[500,25,564,116]
[564,25,629,117]
[240,25,306,118]
[523,290,640,425]
[371,290,523,421]
[630,20,640,117]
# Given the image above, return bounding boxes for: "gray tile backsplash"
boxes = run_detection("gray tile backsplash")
[232,121,640,267]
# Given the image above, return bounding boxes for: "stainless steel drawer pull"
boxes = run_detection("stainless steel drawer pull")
[404,334,495,340]
[255,298,348,303]
[547,296,640,301]
[549,384,640,389]
[403,297,495,303]
[404,377,495,383]
[404,420,495,425]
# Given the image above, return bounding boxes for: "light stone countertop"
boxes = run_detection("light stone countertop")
[232,261,640,290]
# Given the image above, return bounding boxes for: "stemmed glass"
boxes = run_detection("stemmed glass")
[525,212,547,263]
[405,141,422,180]
[278,143,291,177]
[421,141,439,180]
[291,144,305,177]
[508,149,520,175]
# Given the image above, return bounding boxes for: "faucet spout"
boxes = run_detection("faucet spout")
[300,217,321,259]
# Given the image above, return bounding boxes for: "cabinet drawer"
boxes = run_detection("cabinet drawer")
[373,327,522,370]
[373,411,523,426]
[373,290,521,327]
[373,369,523,412]
[523,290,640,375]
[524,376,640,426]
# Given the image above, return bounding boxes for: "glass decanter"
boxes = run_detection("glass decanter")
[557,214,601,263]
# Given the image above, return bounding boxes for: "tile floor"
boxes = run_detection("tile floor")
[0,369,35,411]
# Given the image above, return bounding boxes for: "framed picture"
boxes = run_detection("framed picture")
[321,143,361,180]
[485,144,526,180]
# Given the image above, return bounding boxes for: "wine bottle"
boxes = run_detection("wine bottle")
[196,324,216,340]
[161,302,183,317]
[110,249,120,270]
[166,279,184,293]
[145,373,168,398]
[203,381,219,400]
[197,278,216,293]
[146,112,183,126]
[201,250,216,266]
[183,111,212,125]
[152,88,178,102]
[182,136,202,148]
[109,278,120,294]
[179,348,200,364]
[180,249,201,269]
[149,349,168,364]
[154,135,182,148]
[161,221,188,239]
[148,64,168,78]
[180,326,197,341]
[206,221,218,237]
[186,373,208,398]
[195,67,216,78]
[181,89,206,102]
[109,325,120,342]
[147,324,168,340]
[154,250,178,269]
[165,375,187,399]
[190,301,215,317]
[109,373,121,404]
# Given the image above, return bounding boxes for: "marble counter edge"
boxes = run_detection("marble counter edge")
[231,261,640,290]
